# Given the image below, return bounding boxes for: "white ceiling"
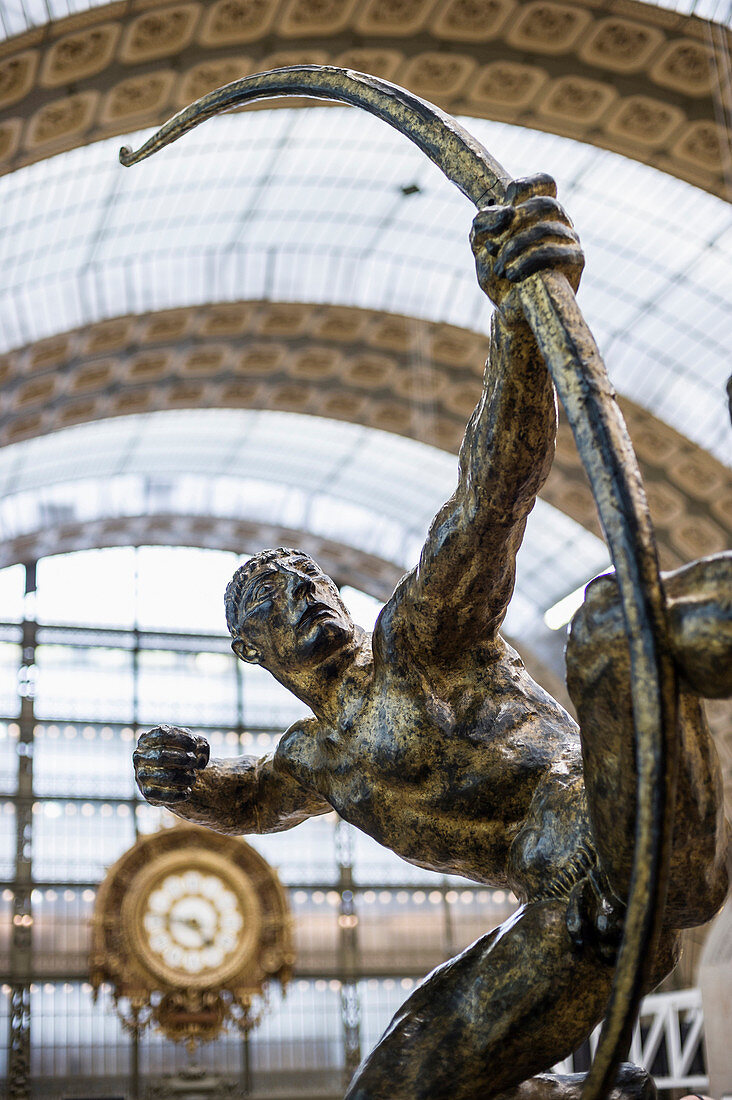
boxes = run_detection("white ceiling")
[0,408,611,651]
[1,108,730,463]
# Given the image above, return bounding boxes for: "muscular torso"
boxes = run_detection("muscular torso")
[277,636,593,901]
[218,305,597,902]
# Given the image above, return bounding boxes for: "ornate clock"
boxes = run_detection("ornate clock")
[90,824,294,1044]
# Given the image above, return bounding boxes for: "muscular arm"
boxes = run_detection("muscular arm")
[405,312,556,643]
[134,724,331,836]
[378,175,581,661]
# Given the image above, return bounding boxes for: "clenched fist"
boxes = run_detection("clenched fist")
[133,725,210,806]
[470,172,584,323]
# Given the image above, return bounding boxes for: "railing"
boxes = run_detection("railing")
[554,988,708,1091]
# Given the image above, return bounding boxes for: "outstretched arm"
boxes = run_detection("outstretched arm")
[376,174,583,663]
[133,724,331,836]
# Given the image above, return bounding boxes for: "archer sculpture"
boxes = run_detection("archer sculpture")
[130,68,731,1100]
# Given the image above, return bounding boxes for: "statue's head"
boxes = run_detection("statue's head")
[225,548,356,680]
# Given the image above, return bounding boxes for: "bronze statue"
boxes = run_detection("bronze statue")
[134,175,730,1099]
[128,68,731,1100]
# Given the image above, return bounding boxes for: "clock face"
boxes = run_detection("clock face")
[141,869,244,977]
[92,825,294,1043]
[124,847,262,989]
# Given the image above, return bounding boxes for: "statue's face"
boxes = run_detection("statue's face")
[230,555,355,671]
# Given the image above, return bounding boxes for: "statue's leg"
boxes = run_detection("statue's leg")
[664,552,732,698]
[566,553,730,926]
[345,899,616,1100]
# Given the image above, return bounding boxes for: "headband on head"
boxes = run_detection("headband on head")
[224,547,311,638]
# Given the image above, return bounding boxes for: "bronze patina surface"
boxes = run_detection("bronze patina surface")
[131,69,731,1100]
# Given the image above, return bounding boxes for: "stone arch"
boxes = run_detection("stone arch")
[0,0,729,196]
[1,301,728,571]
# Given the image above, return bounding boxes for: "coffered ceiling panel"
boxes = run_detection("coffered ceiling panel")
[0,0,730,194]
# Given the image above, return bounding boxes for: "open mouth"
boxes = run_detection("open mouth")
[297,603,334,630]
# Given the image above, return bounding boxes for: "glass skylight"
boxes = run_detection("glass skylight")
[0,408,611,661]
[1,108,729,463]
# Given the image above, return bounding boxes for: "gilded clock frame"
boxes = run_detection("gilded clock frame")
[90,823,294,1042]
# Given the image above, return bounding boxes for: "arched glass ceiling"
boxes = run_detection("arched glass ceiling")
[1,109,730,463]
[0,408,611,645]
[1,0,728,40]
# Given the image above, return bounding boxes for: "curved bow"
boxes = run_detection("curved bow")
[120,65,679,1100]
